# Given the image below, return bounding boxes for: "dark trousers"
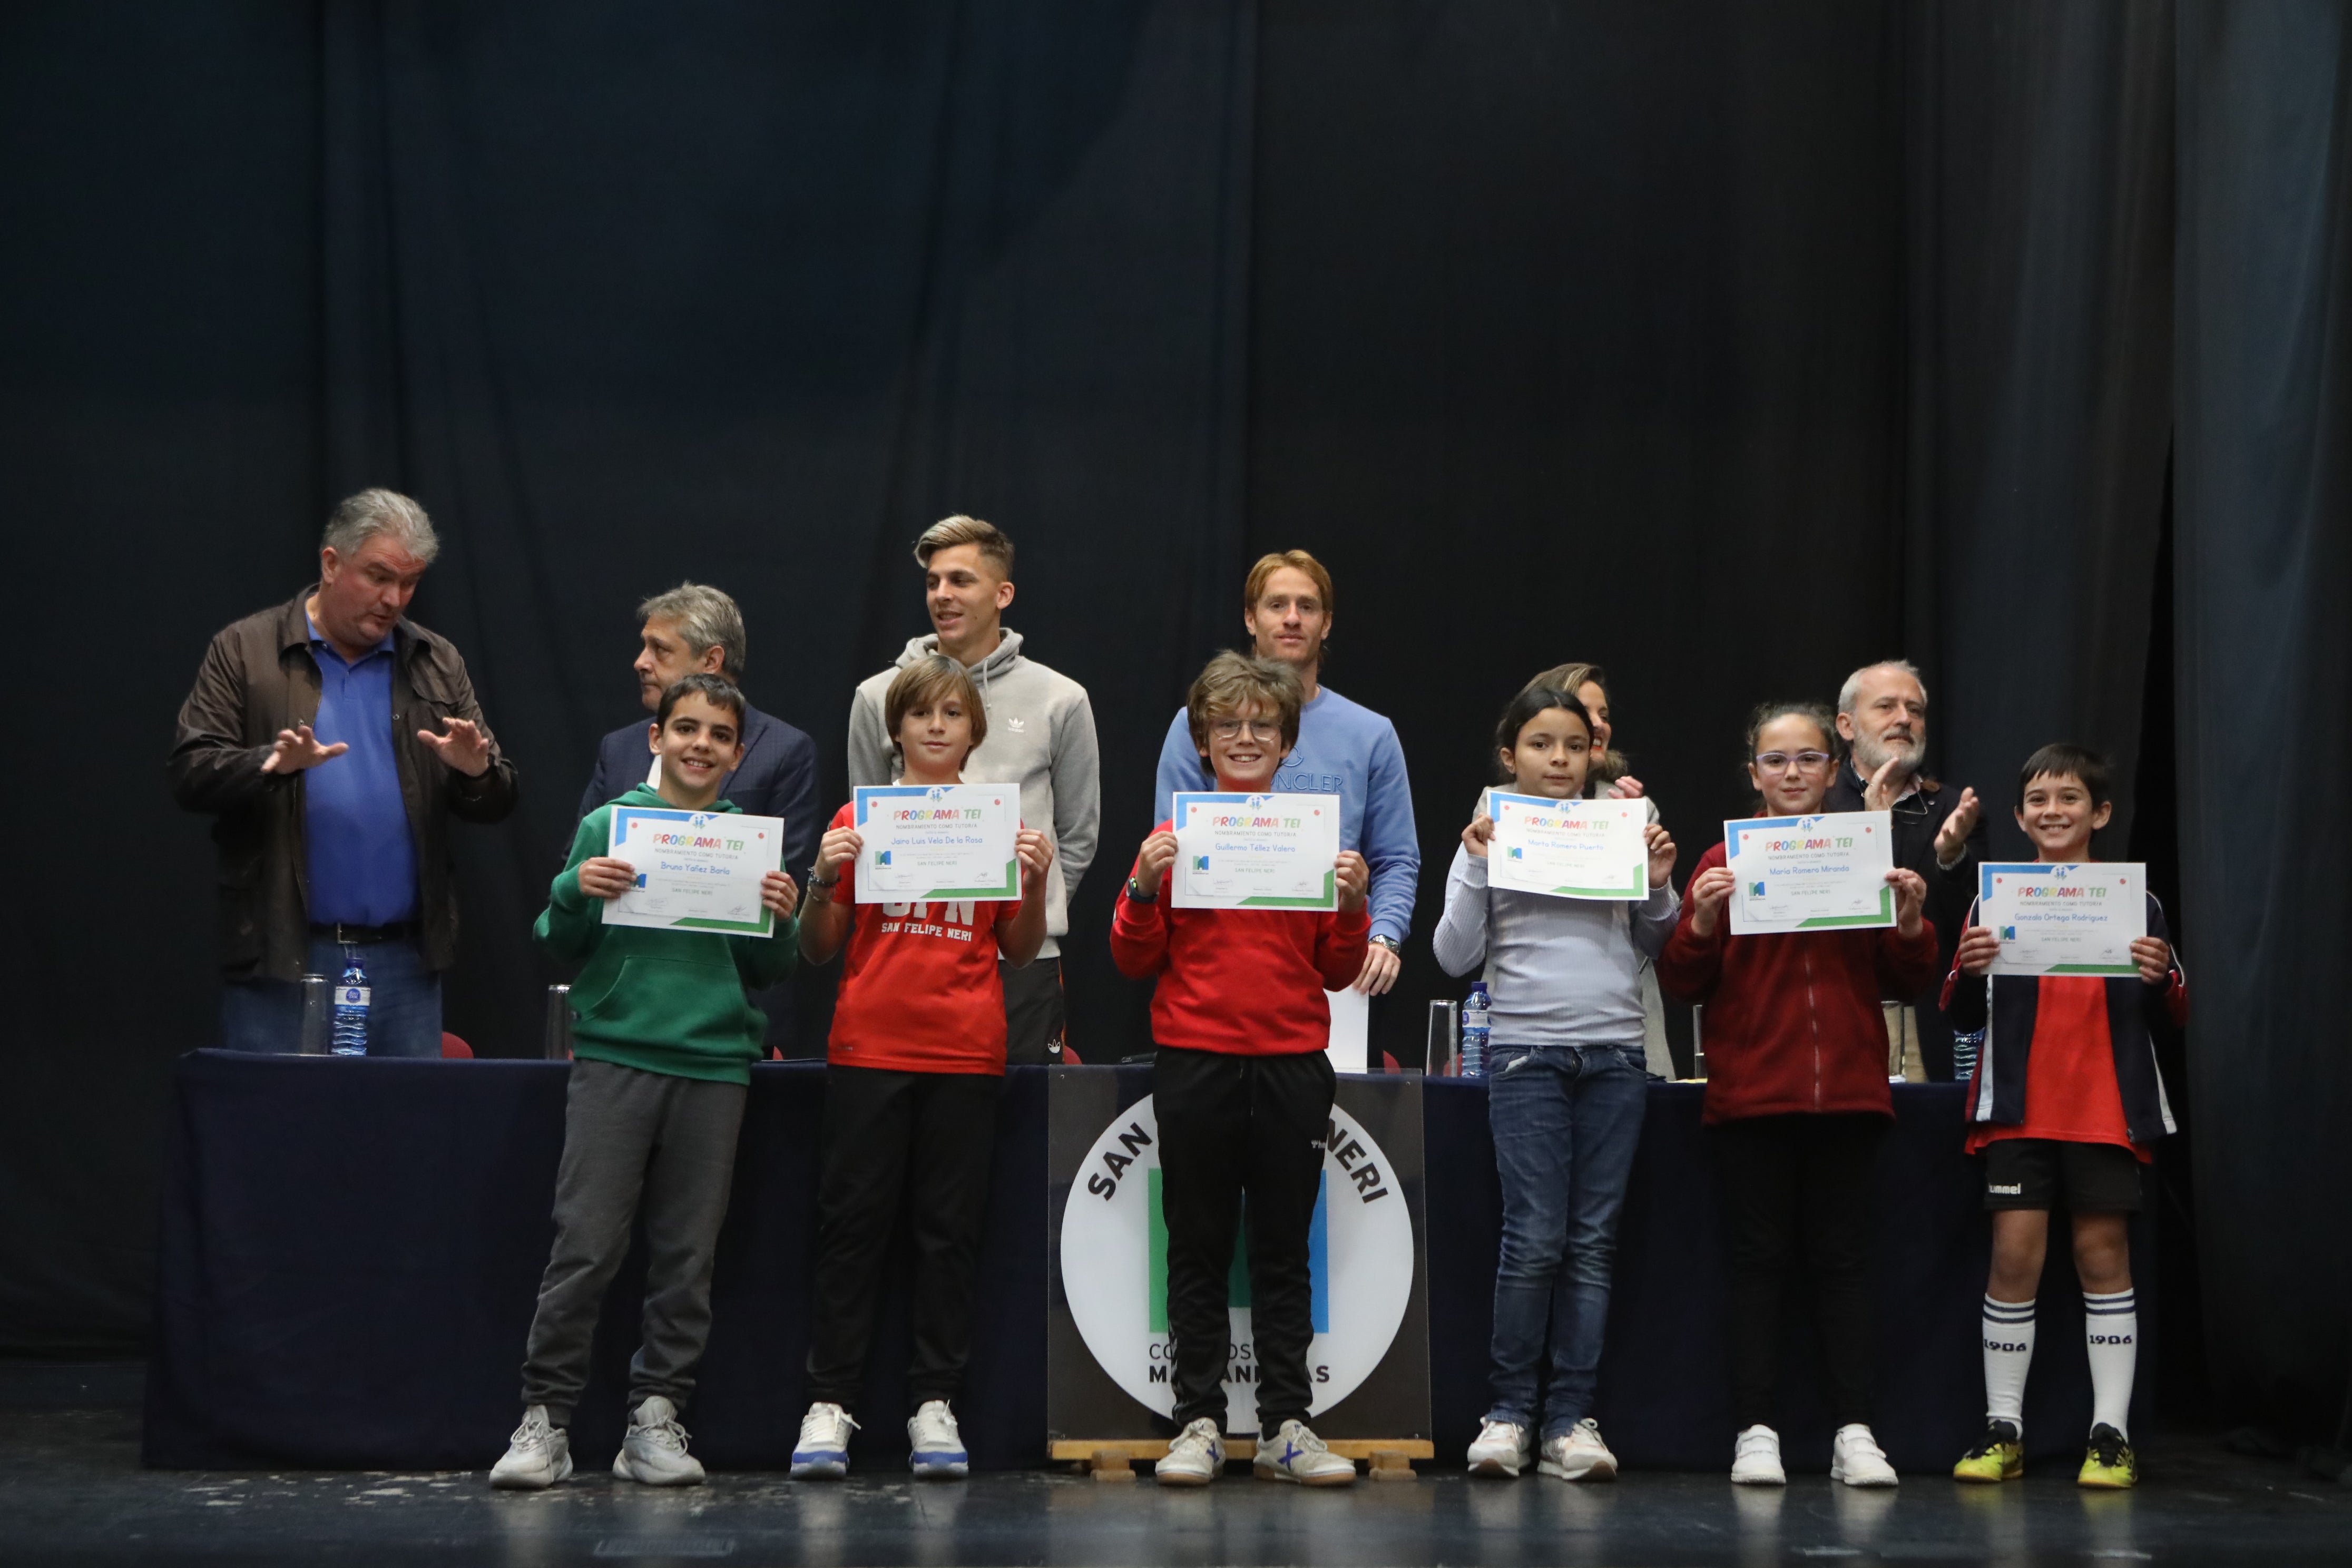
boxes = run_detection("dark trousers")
[805,1064,1003,1414]
[1710,1112,1887,1430]
[520,1061,748,1428]
[1000,955,1067,1066]
[1153,1044,1335,1436]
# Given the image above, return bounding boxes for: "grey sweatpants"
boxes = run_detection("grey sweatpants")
[520,1059,748,1427]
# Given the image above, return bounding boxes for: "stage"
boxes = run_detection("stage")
[12,1360,2352,1568]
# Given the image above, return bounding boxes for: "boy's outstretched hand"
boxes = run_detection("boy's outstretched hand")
[1335,850,1370,915]
[2131,935,2172,985]
[577,856,638,901]
[1956,924,2000,975]
[760,870,800,921]
[1644,823,1678,888]
[1016,827,1056,890]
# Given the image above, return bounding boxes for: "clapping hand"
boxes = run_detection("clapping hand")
[1935,787,1982,867]
[260,723,347,775]
[418,716,493,777]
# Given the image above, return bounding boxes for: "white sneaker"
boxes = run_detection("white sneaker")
[1253,1419,1357,1487]
[1538,1418,1618,1481]
[907,1400,969,1478]
[791,1401,858,1480]
[1831,1423,1899,1487]
[1467,1417,1533,1478]
[1731,1424,1786,1485]
[1155,1417,1225,1486]
[611,1396,704,1486]
[489,1405,572,1490]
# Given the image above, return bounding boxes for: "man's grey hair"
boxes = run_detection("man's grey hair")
[639,582,747,682]
[1838,659,1928,717]
[321,488,440,566]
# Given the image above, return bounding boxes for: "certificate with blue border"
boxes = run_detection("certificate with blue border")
[1979,861,2144,976]
[853,783,1021,903]
[1484,789,1648,900]
[1170,791,1340,910]
[604,806,784,936]
[1724,810,1894,934]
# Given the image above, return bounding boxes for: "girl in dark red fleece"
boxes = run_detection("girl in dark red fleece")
[1658,701,1934,1489]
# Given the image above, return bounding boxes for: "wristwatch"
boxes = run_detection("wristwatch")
[1125,875,1158,904]
[1368,935,1399,953]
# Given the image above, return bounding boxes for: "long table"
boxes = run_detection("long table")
[145,1052,2148,1472]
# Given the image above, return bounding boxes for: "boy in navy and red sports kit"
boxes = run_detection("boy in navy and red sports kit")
[1111,652,1371,1488]
[1943,744,2187,1489]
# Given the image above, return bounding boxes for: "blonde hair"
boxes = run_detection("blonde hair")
[1186,652,1303,755]
[1525,660,1628,788]
[1243,549,1334,614]
[914,514,1015,577]
[884,655,988,754]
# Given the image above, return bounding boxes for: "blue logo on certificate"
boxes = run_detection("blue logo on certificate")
[1505,846,1524,860]
[876,850,893,867]
[1192,855,1210,871]
[1749,880,1766,897]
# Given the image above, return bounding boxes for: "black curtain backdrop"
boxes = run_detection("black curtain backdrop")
[2174,0,2352,1438]
[3,1,2344,1440]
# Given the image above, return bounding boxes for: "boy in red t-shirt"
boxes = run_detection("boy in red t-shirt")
[1943,744,2187,1490]
[789,655,1054,1481]
[1111,652,1370,1488]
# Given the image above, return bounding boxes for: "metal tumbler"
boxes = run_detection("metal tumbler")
[544,984,574,1060]
[296,975,332,1056]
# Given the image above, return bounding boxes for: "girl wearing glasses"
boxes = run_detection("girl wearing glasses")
[1656,702,1935,1489]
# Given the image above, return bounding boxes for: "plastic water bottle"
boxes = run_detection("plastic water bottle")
[331,950,370,1056]
[1951,1026,1985,1084]
[1461,982,1491,1080]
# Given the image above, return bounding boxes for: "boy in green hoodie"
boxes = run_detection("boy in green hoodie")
[491,673,800,1491]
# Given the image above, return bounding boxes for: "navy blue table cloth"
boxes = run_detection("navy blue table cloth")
[145,1053,2147,1472]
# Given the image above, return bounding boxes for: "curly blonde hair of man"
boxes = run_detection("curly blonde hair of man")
[884,654,988,754]
[1186,651,1303,756]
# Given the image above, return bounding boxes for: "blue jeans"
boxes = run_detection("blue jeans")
[1484,1042,1649,1437]
[219,936,445,1057]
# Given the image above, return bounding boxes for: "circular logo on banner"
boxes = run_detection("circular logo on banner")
[1059,1094,1414,1433]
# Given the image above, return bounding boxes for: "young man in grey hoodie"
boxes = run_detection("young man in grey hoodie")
[846,516,1100,1063]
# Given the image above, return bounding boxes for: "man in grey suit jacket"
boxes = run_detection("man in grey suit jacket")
[576,583,819,1053]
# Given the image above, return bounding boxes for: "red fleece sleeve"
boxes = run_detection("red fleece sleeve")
[1654,844,1727,1001]
[1877,917,1940,995]
[1109,848,1169,979]
[1314,905,1373,991]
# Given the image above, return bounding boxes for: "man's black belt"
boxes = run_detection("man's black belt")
[311,920,417,945]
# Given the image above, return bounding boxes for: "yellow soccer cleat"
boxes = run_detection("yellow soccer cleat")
[1952,1420,2024,1483]
[2077,1424,2138,1489]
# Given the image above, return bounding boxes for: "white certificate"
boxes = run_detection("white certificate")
[603,806,785,936]
[853,784,1020,903]
[1170,791,1341,910]
[1725,811,1895,935]
[1980,862,2144,976]
[1485,790,1648,900]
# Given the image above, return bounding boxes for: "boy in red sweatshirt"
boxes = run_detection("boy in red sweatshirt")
[1657,701,1934,1488]
[1111,652,1370,1488]
[1943,745,2186,1491]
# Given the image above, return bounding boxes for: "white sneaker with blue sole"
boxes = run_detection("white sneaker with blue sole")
[907,1400,969,1478]
[791,1402,857,1479]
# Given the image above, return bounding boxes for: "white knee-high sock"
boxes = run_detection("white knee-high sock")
[2083,1288,2137,1438]
[1982,1295,2036,1432]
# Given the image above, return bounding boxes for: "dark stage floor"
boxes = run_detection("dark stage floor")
[7,1364,2349,1567]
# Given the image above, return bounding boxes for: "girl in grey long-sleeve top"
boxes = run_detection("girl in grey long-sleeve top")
[1441,684,1679,1485]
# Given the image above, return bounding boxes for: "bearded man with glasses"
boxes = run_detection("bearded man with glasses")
[1822,660,1987,1081]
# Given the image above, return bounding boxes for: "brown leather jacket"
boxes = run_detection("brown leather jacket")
[168,587,520,981]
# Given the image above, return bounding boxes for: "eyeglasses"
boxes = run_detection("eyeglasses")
[1211,720,1284,742]
[1754,751,1835,774]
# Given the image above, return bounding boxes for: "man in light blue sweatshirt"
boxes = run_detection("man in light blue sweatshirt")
[1152,551,1419,994]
